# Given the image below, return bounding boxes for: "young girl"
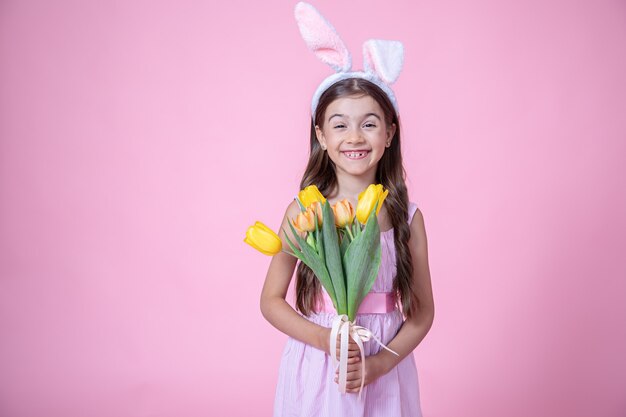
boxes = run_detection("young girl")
[259,3,434,416]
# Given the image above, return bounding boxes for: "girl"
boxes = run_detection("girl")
[260,3,434,416]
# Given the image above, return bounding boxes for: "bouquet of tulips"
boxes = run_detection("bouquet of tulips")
[245,184,398,397]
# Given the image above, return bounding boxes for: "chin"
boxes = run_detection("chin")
[340,166,377,178]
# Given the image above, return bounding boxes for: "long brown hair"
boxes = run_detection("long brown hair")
[295,78,420,319]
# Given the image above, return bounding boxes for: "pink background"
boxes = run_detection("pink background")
[1,0,625,416]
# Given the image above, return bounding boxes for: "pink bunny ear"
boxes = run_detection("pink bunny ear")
[362,39,404,84]
[295,2,351,73]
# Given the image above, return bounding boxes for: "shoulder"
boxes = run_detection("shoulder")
[407,201,418,223]
[277,198,302,245]
[407,201,420,224]
[408,203,427,245]
[284,198,301,219]
[408,201,424,222]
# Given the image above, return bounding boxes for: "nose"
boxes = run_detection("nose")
[345,128,365,144]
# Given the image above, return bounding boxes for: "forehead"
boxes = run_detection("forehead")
[323,94,384,120]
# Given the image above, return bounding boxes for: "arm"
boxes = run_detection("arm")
[259,200,333,354]
[373,207,435,373]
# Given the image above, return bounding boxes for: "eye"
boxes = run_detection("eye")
[363,122,377,128]
[333,124,346,129]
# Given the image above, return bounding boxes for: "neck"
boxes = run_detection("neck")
[330,169,377,201]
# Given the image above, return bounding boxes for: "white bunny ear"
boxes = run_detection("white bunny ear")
[362,39,404,84]
[295,2,351,73]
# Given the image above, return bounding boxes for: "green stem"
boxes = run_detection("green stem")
[345,225,354,242]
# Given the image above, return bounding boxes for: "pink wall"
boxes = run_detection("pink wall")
[1,1,625,416]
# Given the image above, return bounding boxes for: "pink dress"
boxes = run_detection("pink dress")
[273,202,423,417]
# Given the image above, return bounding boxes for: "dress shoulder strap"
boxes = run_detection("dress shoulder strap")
[408,201,419,225]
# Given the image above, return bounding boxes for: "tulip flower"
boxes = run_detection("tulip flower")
[332,199,354,228]
[244,221,282,256]
[309,201,323,227]
[356,184,389,224]
[292,206,317,233]
[298,185,327,208]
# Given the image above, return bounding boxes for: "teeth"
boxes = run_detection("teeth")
[345,152,367,158]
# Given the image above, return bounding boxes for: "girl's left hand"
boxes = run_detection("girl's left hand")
[334,355,383,393]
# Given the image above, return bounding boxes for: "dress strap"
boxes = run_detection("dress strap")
[408,201,419,225]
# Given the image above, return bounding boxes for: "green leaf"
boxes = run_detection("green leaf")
[315,212,323,261]
[343,202,382,321]
[282,227,304,260]
[296,198,306,212]
[339,229,350,258]
[321,201,347,315]
[286,220,338,308]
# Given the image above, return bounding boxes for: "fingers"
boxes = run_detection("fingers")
[334,339,360,359]
[347,355,360,364]
[334,342,359,351]
[335,334,359,347]
[334,363,363,380]
[330,337,369,393]
[333,356,370,392]
[334,370,363,385]
[336,362,362,375]
[335,347,360,359]
[332,333,360,361]
[337,352,361,365]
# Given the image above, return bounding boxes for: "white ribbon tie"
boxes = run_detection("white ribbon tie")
[330,314,399,399]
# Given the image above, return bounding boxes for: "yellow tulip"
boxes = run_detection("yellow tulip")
[298,185,327,208]
[244,221,282,256]
[292,207,317,233]
[356,184,389,224]
[332,199,354,228]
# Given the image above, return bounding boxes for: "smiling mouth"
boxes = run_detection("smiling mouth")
[342,151,370,160]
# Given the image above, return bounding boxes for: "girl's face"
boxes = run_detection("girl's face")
[315,94,396,181]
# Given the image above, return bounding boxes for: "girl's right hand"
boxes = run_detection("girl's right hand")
[321,326,361,364]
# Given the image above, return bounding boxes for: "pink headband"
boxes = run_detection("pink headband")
[294,2,404,119]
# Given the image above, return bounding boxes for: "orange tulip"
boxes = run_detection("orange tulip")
[292,207,317,233]
[332,199,354,228]
[309,201,323,227]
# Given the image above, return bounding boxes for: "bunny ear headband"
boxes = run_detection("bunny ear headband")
[294,2,404,120]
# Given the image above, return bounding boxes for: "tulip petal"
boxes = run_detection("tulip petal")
[255,221,275,235]
[298,185,327,208]
[355,184,389,224]
[356,184,376,224]
[376,189,389,216]
[244,221,282,256]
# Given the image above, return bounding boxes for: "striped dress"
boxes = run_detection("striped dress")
[273,202,423,417]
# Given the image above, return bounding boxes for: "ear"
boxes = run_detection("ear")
[362,39,404,84]
[315,125,326,149]
[295,2,351,73]
[386,123,397,144]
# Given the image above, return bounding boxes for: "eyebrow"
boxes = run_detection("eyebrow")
[327,113,382,122]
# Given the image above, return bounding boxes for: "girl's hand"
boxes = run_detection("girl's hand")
[334,355,383,393]
[334,333,360,365]
[320,327,361,365]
